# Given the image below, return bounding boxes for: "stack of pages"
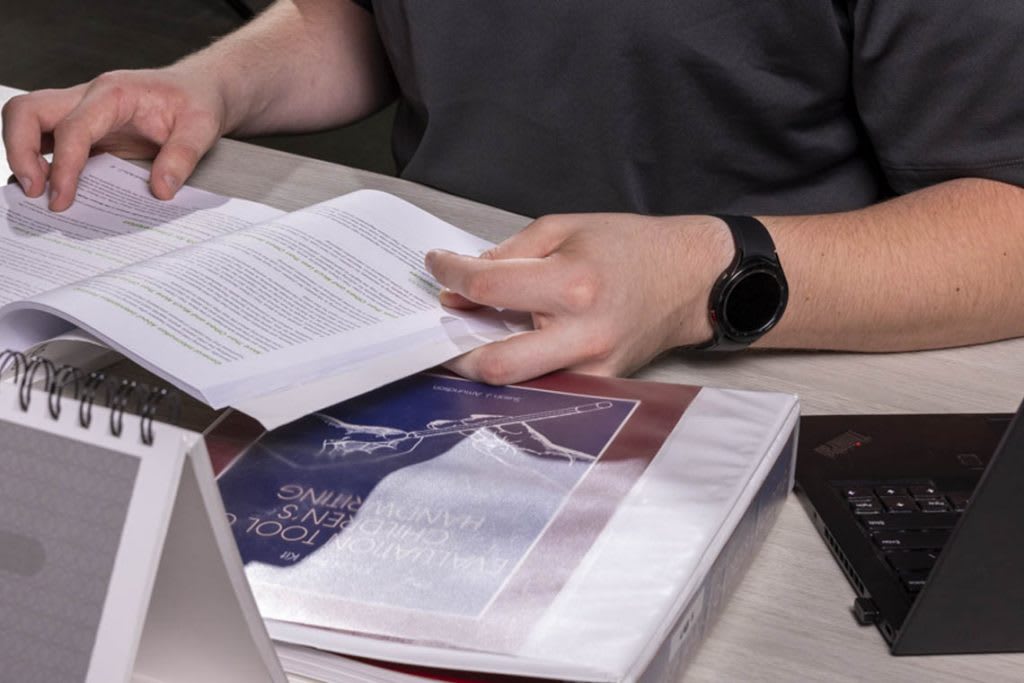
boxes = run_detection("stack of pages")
[0,154,524,428]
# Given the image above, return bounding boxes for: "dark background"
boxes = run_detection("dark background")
[0,0,397,175]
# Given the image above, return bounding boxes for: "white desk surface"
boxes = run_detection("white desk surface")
[4,86,1024,682]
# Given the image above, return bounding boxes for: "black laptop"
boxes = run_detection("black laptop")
[794,400,1024,654]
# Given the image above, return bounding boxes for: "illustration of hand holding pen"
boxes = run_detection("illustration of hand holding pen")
[315,402,613,464]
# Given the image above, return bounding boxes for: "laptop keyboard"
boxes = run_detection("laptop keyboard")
[836,482,973,596]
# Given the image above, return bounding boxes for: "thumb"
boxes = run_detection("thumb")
[149,111,220,199]
[485,214,574,260]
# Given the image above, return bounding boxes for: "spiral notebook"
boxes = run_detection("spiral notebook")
[0,352,285,683]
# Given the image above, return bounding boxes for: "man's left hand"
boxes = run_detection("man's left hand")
[425,213,734,385]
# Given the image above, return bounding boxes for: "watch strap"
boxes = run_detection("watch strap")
[713,214,777,263]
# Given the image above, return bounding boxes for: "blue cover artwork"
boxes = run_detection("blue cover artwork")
[218,373,636,617]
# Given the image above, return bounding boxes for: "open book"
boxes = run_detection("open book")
[0,155,525,428]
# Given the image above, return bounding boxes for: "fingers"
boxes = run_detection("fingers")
[149,110,220,199]
[427,249,592,314]
[446,324,616,386]
[49,84,130,211]
[438,288,482,310]
[2,88,82,198]
[445,330,575,385]
[485,214,574,260]
[428,215,593,311]
[6,72,223,211]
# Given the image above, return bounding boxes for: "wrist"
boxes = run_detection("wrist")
[169,52,254,137]
[668,215,735,348]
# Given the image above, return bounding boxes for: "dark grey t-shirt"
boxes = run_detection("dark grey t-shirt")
[359,1,1024,218]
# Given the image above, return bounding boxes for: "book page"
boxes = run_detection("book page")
[0,189,520,422]
[0,154,284,309]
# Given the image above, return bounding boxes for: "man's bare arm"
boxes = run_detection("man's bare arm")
[197,0,394,136]
[424,178,1024,385]
[2,0,392,210]
[762,178,1024,351]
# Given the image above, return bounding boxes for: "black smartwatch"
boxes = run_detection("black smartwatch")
[695,214,788,351]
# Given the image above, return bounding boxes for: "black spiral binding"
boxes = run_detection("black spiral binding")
[0,350,181,445]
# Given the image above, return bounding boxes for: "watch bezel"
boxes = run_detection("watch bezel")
[712,257,789,344]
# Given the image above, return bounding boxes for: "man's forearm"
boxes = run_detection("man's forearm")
[177,0,394,137]
[759,178,1024,351]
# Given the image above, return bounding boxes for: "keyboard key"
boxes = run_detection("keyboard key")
[919,498,950,513]
[859,512,959,531]
[899,571,930,593]
[909,484,940,498]
[886,550,939,574]
[841,486,875,499]
[875,486,906,498]
[872,530,950,550]
[850,499,882,514]
[948,492,971,511]
[880,495,918,513]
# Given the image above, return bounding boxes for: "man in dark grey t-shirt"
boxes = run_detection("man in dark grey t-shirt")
[5,1,1024,384]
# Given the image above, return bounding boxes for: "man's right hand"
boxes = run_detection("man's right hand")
[2,67,227,211]
[3,0,395,213]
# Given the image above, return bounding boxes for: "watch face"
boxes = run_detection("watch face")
[721,265,787,341]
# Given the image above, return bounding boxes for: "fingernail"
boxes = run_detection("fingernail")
[162,175,180,194]
[424,250,440,272]
[48,185,60,208]
[16,176,32,195]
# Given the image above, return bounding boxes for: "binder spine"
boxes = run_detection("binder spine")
[0,350,180,445]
